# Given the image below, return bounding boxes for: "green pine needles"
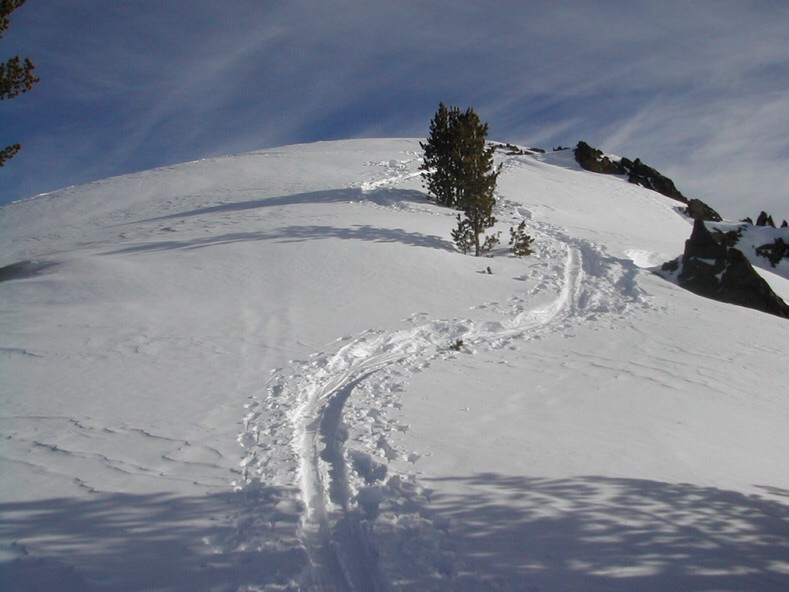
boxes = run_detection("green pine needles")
[509,221,534,257]
[1,0,39,167]
[421,103,500,257]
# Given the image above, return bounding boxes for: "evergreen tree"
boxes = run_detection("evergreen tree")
[420,103,462,207]
[452,108,500,256]
[450,213,475,254]
[421,103,500,256]
[509,221,534,257]
[1,0,39,166]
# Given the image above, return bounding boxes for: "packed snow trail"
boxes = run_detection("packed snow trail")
[235,151,649,589]
[5,139,788,592]
[235,194,648,590]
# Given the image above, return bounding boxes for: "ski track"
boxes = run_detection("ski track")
[231,157,649,591]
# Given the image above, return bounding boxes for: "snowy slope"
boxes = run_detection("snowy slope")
[1,139,787,592]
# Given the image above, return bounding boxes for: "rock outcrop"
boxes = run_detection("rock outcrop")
[663,219,789,319]
[573,141,721,221]
[685,198,723,222]
[756,211,775,227]
[756,238,788,268]
[619,157,687,203]
[574,141,627,175]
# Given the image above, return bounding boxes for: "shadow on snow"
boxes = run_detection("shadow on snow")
[2,475,787,591]
[137,188,431,223]
[0,487,306,592]
[104,188,453,255]
[422,473,789,591]
[104,224,452,255]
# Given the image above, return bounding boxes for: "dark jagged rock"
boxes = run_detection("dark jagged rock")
[619,157,688,203]
[574,141,626,175]
[756,238,788,267]
[684,219,727,261]
[747,211,788,228]
[685,198,723,222]
[747,211,786,228]
[572,142,727,218]
[491,142,544,155]
[756,211,776,227]
[669,220,789,319]
[574,141,678,196]
[719,249,789,318]
[711,226,744,249]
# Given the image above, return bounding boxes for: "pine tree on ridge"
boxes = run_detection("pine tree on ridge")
[421,103,500,256]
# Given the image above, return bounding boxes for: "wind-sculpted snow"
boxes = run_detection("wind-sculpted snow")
[235,197,650,590]
[3,139,787,592]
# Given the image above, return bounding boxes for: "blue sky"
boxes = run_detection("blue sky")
[2,0,787,219]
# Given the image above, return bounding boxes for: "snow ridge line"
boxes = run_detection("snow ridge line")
[235,200,648,590]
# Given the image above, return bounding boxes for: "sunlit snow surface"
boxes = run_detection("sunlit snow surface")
[1,139,787,591]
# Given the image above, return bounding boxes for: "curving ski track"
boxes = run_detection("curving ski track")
[235,161,648,591]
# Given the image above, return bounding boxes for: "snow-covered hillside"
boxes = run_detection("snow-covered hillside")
[1,139,787,592]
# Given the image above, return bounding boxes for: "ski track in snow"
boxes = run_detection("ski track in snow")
[231,157,650,591]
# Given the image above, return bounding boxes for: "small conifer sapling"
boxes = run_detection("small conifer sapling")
[509,221,534,257]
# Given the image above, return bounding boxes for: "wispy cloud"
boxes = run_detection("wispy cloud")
[2,0,788,218]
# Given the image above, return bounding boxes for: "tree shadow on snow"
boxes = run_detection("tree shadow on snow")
[102,188,456,254]
[421,473,789,591]
[138,188,431,223]
[104,223,453,255]
[0,486,307,592]
[0,260,59,283]
[4,476,787,591]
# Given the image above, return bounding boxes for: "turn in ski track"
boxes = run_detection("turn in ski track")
[235,157,647,591]
[5,140,786,591]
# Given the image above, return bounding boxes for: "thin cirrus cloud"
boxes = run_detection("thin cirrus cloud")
[1,1,787,219]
